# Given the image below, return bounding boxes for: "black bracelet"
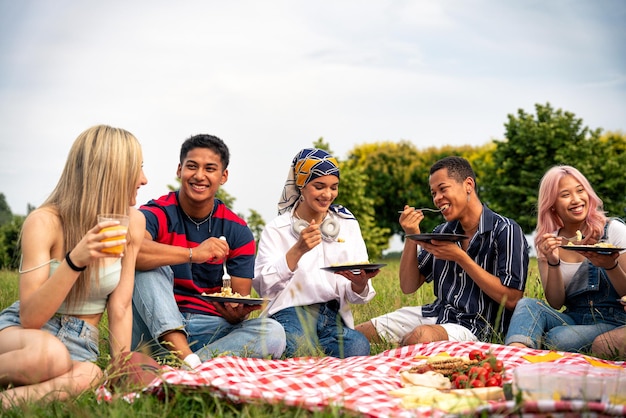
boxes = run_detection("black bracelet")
[605,261,619,271]
[547,259,560,267]
[65,251,86,272]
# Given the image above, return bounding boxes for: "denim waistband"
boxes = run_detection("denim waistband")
[53,313,99,343]
[314,299,340,314]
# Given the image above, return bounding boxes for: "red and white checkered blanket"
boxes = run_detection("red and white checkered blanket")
[102,341,626,417]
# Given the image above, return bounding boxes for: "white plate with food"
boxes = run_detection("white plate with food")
[321,263,386,273]
[560,245,624,254]
[201,293,267,305]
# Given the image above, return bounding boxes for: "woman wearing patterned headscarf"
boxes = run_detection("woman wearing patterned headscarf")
[253,148,378,358]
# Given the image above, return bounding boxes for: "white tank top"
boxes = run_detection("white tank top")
[53,259,122,315]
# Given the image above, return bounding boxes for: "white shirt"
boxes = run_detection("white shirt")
[253,210,376,328]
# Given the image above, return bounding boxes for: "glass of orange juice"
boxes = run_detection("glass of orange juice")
[98,214,129,255]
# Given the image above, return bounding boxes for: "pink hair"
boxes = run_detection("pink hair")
[535,165,606,249]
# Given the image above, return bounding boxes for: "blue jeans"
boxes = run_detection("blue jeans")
[132,266,285,360]
[505,298,619,352]
[271,300,370,358]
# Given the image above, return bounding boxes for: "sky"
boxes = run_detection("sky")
[1,0,625,244]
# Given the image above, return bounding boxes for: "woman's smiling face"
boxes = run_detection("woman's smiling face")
[554,174,589,224]
[300,175,339,215]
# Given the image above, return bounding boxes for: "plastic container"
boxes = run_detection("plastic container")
[513,363,626,403]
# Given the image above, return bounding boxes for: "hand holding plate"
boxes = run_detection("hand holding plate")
[208,299,262,324]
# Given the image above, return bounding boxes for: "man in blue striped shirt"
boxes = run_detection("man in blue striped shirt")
[357,156,529,345]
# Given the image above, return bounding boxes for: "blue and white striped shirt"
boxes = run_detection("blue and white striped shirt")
[418,205,529,340]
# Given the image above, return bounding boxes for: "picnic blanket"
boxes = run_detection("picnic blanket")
[100,341,626,417]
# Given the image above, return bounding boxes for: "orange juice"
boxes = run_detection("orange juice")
[100,225,128,254]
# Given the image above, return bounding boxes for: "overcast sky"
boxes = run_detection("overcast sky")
[1,1,625,237]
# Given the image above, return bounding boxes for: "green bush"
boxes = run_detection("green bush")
[0,215,24,270]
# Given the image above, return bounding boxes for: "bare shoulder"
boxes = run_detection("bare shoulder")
[129,207,146,227]
[22,207,61,235]
[20,207,62,258]
[128,207,146,243]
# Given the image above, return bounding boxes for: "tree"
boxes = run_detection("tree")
[313,137,332,153]
[334,162,390,260]
[343,141,422,238]
[482,103,610,233]
[589,131,626,218]
[0,193,12,225]
[245,209,266,246]
[0,215,24,269]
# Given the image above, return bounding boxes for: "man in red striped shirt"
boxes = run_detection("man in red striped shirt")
[131,134,285,367]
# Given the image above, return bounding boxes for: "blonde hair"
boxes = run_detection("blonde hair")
[41,125,143,307]
[535,165,606,249]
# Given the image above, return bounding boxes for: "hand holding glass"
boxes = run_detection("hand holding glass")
[98,214,129,255]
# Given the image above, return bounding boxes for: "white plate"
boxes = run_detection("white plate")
[560,245,624,254]
[201,295,267,305]
[321,263,386,273]
[406,233,468,243]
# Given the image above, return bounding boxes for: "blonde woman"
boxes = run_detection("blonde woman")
[0,125,147,407]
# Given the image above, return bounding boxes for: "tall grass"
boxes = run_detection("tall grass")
[0,258,543,416]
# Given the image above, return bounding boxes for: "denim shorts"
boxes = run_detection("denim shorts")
[0,301,100,362]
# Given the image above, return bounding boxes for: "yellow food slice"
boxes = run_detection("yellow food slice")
[448,387,505,401]
[400,390,483,412]
[389,385,440,398]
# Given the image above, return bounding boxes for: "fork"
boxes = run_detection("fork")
[219,236,231,290]
[557,233,584,242]
[397,207,444,214]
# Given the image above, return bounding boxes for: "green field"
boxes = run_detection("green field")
[0,257,543,417]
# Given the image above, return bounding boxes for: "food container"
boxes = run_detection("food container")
[512,363,626,403]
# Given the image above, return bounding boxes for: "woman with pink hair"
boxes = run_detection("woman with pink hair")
[505,165,626,352]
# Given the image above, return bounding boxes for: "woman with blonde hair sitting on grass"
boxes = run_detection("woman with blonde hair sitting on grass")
[0,125,147,407]
[505,165,626,353]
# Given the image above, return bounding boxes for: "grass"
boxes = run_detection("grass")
[0,257,544,417]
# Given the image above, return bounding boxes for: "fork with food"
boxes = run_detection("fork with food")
[219,236,231,292]
[558,229,583,243]
[398,204,449,214]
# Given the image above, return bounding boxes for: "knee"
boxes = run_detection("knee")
[70,361,103,392]
[344,331,370,357]
[39,335,73,372]
[590,330,624,358]
[267,317,285,331]
[514,298,534,312]
[23,336,73,383]
[591,334,606,355]
[421,325,448,341]
[401,325,447,345]
[265,319,287,358]
[355,321,380,343]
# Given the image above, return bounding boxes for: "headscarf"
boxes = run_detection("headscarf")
[277,148,340,215]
